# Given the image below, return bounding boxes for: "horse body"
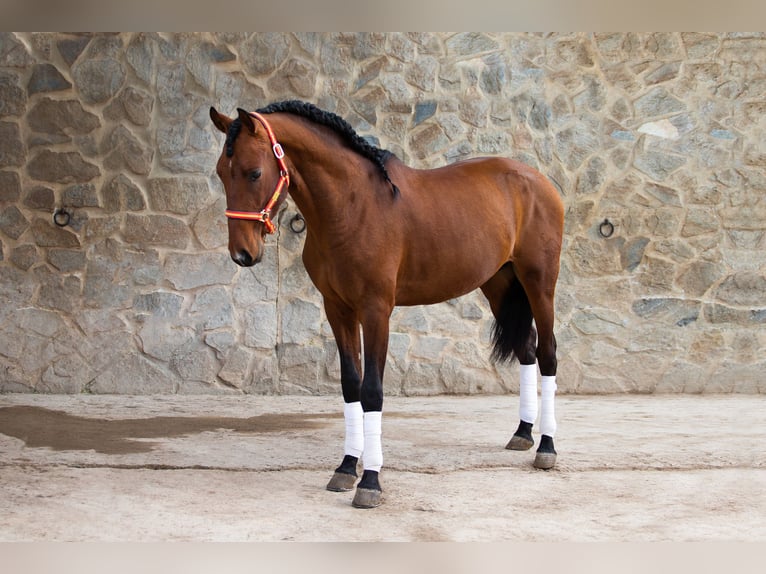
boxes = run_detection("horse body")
[210,101,564,508]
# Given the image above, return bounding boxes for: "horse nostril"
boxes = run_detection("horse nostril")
[232,249,255,267]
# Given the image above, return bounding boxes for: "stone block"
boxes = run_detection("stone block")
[631,298,700,327]
[125,33,156,84]
[704,304,766,325]
[675,260,723,297]
[30,217,80,248]
[63,183,100,207]
[103,125,152,175]
[0,205,29,239]
[634,87,686,119]
[160,151,217,174]
[40,352,94,393]
[47,248,86,272]
[645,62,681,85]
[681,207,720,237]
[355,56,387,90]
[241,33,290,76]
[380,73,413,113]
[147,177,210,215]
[27,150,99,183]
[218,345,252,388]
[568,236,622,276]
[267,58,318,99]
[192,196,227,250]
[0,170,21,202]
[0,357,30,392]
[164,251,236,290]
[84,215,121,242]
[281,298,322,346]
[402,362,445,396]
[714,272,766,307]
[633,150,686,181]
[445,32,498,56]
[37,275,82,314]
[0,32,34,67]
[23,186,54,210]
[90,352,178,394]
[0,121,24,167]
[101,174,146,213]
[576,156,607,195]
[0,71,26,117]
[57,36,90,67]
[71,58,126,104]
[105,86,153,126]
[573,307,627,335]
[157,64,200,119]
[171,341,219,383]
[620,237,650,271]
[133,291,184,318]
[555,124,599,170]
[10,244,38,270]
[82,261,132,310]
[190,286,234,330]
[205,330,237,357]
[214,71,267,114]
[278,343,323,391]
[27,63,71,95]
[123,214,189,249]
[12,307,66,338]
[409,123,449,159]
[411,336,449,361]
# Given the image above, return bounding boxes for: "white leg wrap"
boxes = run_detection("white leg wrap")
[540,376,557,437]
[519,363,539,425]
[343,401,364,458]
[362,411,383,472]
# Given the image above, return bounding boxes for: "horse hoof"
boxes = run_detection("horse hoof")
[506,434,534,451]
[352,487,382,509]
[533,452,557,470]
[326,471,357,492]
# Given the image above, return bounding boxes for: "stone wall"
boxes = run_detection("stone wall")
[1,32,765,396]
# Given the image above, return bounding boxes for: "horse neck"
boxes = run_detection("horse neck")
[267,114,357,231]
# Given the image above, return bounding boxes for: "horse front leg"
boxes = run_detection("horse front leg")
[534,328,558,470]
[351,303,392,509]
[324,300,364,493]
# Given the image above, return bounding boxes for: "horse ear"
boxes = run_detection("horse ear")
[237,108,257,134]
[210,107,231,133]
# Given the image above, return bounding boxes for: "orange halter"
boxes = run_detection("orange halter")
[224,111,290,234]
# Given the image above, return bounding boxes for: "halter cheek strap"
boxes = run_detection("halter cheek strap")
[225,111,290,235]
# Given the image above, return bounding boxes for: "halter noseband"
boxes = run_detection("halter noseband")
[224,111,290,234]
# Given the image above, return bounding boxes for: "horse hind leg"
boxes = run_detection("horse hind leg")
[516,265,559,470]
[481,266,538,452]
[482,262,560,470]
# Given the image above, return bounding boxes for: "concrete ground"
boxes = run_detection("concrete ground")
[0,393,764,542]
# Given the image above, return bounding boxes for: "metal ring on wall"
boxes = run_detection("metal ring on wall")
[598,218,615,238]
[53,209,71,227]
[289,213,306,234]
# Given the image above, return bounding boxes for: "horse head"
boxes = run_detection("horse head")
[210,107,289,266]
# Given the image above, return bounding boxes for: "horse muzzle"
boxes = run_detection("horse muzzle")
[231,247,262,267]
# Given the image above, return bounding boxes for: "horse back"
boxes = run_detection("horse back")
[380,156,564,305]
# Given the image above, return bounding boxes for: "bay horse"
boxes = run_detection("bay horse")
[210,100,564,509]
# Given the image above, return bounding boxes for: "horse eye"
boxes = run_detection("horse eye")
[249,169,262,182]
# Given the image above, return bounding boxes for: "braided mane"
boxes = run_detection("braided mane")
[226,100,399,197]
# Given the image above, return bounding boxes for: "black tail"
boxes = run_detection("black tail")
[490,276,534,364]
